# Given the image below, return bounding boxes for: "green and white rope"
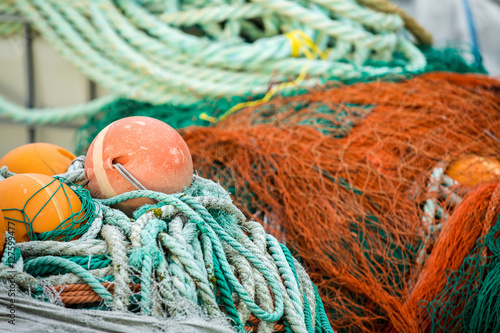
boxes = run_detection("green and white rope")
[0,0,426,124]
[417,163,464,266]
[100,224,131,311]
[24,256,114,304]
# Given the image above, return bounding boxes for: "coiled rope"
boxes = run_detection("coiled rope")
[0,0,429,124]
[0,162,334,333]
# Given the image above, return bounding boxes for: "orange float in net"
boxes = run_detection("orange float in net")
[0,173,86,243]
[0,143,76,176]
[446,155,500,186]
[181,72,500,332]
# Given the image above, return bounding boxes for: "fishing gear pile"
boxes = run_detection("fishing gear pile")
[0,120,334,333]
[1,1,500,333]
[76,70,500,333]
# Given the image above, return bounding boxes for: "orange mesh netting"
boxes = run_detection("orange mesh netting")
[180,72,500,332]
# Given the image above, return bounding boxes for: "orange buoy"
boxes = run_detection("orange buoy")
[0,173,85,243]
[0,210,6,257]
[84,116,193,214]
[447,155,500,186]
[0,143,76,176]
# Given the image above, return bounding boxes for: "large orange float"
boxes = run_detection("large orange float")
[84,116,193,214]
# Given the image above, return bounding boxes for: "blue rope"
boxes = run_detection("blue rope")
[461,0,481,64]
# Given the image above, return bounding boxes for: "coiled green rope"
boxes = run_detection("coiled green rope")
[0,0,426,124]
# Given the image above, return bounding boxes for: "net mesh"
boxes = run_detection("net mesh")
[178,72,500,332]
[421,183,500,333]
[2,177,96,242]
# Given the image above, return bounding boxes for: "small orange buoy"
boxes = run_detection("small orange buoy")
[0,143,76,176]
[447,155,500,186]
[84,116,193,214]
[0,210,6,257]
[0,173,85,243]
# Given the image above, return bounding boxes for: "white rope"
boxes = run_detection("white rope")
[101,224,131,311]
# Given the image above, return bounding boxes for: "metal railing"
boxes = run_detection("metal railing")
[0,13,97,143]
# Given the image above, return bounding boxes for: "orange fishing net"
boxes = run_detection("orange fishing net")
[181,72,500,332]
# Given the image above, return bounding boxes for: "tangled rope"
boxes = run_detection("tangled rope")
[0,163,334,332]
[0,0,428,124]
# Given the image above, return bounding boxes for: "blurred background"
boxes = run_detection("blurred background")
[0,0,499,157]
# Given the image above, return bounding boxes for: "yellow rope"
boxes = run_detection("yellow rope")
[200,30,326,123]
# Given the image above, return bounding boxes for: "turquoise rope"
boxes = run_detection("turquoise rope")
[267,235,305,320]
[281,243,314,333]
[131,218,166,315]
[100,204,133,237]
[24,256,113,304]
[178,194,285,322]
[313,284,335,333]
[159,232,218,311]
[213,254,244,332]
[24,254,111,276]
[99,190,285,322]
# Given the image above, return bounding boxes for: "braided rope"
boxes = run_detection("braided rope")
[160,225,219,313]
[37,267,113,286]
[0,264,38,291]
[417,164,465,266]
[245,221,276,332]
[101,224,131,310]
[267,235,304,319]
[0,94,116,124]
[52,282,139,293]
[101,190,286,322]
[357,0,433,45]
[224,244,255,324]
[0,0,427,124]
[78,205,103,241]
[136,218,165,315]
[25,254,111,276]
[18,239,108,257]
